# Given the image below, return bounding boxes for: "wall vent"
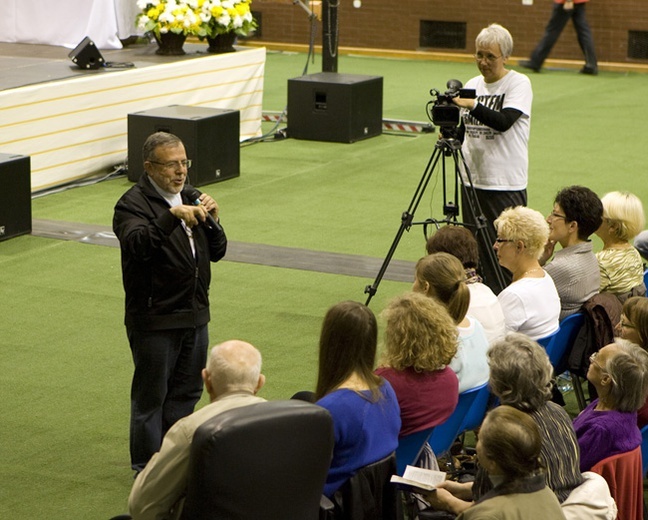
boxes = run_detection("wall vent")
[628,31,648,59]
[419,21,466,50]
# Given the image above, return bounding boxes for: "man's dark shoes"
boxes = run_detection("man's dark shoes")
[519,60,540,73]
[579,66,598,75]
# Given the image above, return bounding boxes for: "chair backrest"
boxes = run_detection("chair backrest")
[536,329,558,349]
[180,400,334,520]
[329,452,399,520]
[590,446,643,520]
[395,427,435,476]
[429,382,487,456]
[545,312,585,368]
[641,424,648,476]
[643,267,648,289]
[458,382,492,433]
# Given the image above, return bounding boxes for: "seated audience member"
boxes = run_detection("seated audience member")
[540,186,602,319]
[633,229,648,262]
[428,406,565,520]
[573,338,648,472]
[426,225,506,344]
[424,333,582,516]
[413,252,490,392]
[494,206,560,339]
[128,340,266,520]
[595,191,646,302]
[376,292,459,437]
[314,301,401,498]
[617,297,648,427]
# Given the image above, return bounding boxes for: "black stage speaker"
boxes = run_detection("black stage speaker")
[287,72,383,143]
[68,37,105,70]
[127,105,240,186]
[0,154,31,242]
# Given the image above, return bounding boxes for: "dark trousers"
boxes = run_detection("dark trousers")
[127,324,208,471]
[529,3,598,70]
[461,187,527,294]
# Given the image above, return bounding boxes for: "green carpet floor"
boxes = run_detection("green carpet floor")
[1,49,647,518]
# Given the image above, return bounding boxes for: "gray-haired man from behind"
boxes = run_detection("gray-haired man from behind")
[128,340,266,520]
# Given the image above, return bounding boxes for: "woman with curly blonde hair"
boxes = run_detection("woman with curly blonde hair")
[494,206,560,339]
[376,291,459,437]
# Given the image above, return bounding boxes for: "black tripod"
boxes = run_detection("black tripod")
[364,136,507,305]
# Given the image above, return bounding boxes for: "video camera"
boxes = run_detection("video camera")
[428,79,476,131]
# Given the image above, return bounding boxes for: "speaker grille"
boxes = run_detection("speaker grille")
[419,21,467,50]
[628,30,648,59]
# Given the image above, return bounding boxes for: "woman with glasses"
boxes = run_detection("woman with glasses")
[595,191,646,302]
[618,296,648,427]
[540,186,603,319]
[448,23,533,293]
[493,206,560,340]
[573,338,648,471]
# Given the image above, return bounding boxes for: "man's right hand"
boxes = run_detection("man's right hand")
[170,204,210,228]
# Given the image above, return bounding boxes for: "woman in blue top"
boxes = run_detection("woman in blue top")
[315,300,401,498]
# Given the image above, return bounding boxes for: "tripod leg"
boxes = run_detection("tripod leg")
[365,146,445,305]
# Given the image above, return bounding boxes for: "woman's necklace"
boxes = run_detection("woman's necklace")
[514,266,542,281]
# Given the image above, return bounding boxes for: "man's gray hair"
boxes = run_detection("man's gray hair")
[141,132,183,163]
[206,340,262,393]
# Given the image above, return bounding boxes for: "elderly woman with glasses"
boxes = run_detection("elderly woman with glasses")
[573,338,648,471]
[493,206,560,340]
[443,23,533,292]
[617,296,648,428]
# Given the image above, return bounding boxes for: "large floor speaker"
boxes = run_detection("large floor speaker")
[0,153,31,242]
[128,105,240,186]
[287,72,383,143]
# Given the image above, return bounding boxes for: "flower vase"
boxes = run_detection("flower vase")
[155,32,187,56]
[207,33,237,54]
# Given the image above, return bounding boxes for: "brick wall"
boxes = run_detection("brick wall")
[251,0,648,64]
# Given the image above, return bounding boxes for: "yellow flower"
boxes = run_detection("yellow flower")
[147,7,160,20]
[210,5,224,17]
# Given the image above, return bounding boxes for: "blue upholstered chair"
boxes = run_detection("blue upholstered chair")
[395,426,435,476]
[429,382,488,457]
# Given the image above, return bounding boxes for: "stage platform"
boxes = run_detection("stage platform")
[0,40,265,192]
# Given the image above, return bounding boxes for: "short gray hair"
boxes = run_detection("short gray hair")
[206,340,262,393]
[605,338,648,412]
[487,332,553,411]
[142,132,183,163]
[475,23,514,59]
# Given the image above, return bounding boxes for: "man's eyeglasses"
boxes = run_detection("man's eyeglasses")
[474,53,502,63]
[548,212,567,221]
[150,159,192,170]
[494,238,514,244]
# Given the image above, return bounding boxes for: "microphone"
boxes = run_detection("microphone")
[183,187,218,229]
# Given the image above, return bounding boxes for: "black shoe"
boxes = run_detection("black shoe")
[579,66,598,75]
[519,60,540,73]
